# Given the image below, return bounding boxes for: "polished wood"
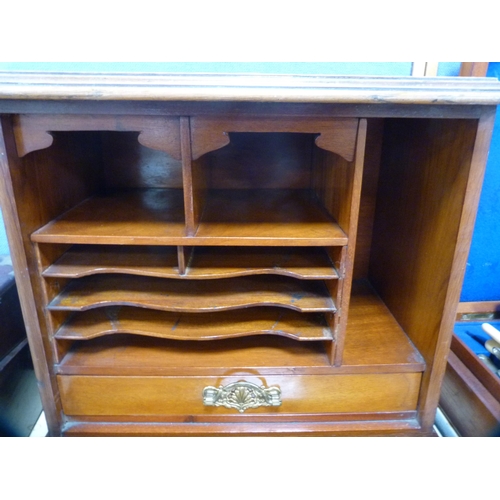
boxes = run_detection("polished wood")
[32,188,347,246]
[57,281,424,376]
[0,99,488,120]
[54,307,333,342]
[369,111,496,429]
[57,372,421,417]
[440,350,500,436]
[185,246,338,279]
[43,244,338,280]
[181,116,208,235]
[13,114,181,158]
[0,116,64,435]
[190,117,359,161]
[1,72,499,105]
[43,245,180,278]
[450,332,500,401]
[47,275,336,313]
[457,300,500,314]
[32,189,186,245]
[61,420,426,437]
[1,72,499,436]
[59,335,331,376]
[342,281,425,369]
[101,132,182,190]
[194,189,347,245]
[354,119,384,279]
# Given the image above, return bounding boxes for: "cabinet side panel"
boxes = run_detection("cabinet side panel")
[0,117,62,434]
[0,118,104,435]
[369,114,495,428]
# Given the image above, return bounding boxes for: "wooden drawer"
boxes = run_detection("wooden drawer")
[58,372,421,417]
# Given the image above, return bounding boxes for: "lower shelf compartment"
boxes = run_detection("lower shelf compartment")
[55,307,333,342]
[57,372,422,417]
[55,280,425,422]
[56,280,425,376]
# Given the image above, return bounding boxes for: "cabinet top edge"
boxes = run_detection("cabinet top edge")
[0,72,500,105]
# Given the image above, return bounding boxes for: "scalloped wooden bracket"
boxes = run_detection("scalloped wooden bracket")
[190,116,359,161]
[12,114,181,159]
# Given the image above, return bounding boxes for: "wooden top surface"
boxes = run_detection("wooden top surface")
[1,72,500,105]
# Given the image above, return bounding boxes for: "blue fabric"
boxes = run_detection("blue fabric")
[454,321,500,372]
[460,63,500,301]
[454,322,495,355]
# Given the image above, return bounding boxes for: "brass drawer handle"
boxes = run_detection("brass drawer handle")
[203,381,282,413]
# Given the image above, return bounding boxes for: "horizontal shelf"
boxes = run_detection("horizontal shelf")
[47,275,336,313]
[32,189,186,245]
[54,307,333,342]
[57,280,425,376]
[32,189,347,246]
[42,245,338,280]
[194,189,347,245]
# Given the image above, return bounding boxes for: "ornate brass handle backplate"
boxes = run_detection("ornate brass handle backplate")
[203,381,282,413]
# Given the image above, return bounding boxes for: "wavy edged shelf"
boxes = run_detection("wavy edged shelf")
[47,275,336,313]
[54,306,333,342]
[42,245,339,280]
[186,246,338,279]
[55,281,425,376]
[43,245,180,278]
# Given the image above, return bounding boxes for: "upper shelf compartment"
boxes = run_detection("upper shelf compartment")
[184,117,366,245]
[19,115,186,245]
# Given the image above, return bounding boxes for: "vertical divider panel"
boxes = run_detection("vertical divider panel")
[181,117,209,236]
[312,119,367,366]
[177,246,193,275]
[333,119,367,366]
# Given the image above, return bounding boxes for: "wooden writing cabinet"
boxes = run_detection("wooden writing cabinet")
[1,73,499,436]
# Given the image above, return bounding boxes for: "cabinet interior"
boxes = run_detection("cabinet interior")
[9,115,479,404]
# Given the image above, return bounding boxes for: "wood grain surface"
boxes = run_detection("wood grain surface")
[32,189,186,244]
[1,72,498,436]
[194,189,347,245]
[13,114,181,158]
[42,245,339,279]
[56,280,424,376]
[58,372,421,417]
[54,307,333,341]
[47,274,336,313]
[1,72,499,105]
[190,116,358,161]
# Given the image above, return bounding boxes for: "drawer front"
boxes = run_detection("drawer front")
[58,373,421,417]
